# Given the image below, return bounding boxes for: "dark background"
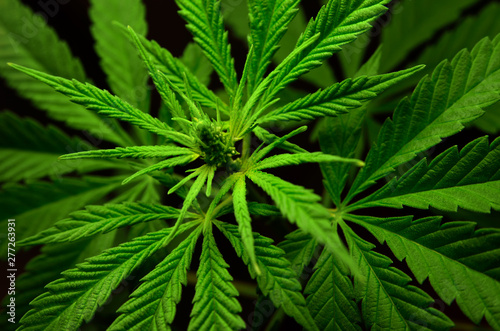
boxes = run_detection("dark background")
[1,0,499,330]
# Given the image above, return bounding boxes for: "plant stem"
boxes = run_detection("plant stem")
[242,133,252,161]
[211,195,233,218]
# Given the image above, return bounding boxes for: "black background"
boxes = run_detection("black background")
[1,0,499,330]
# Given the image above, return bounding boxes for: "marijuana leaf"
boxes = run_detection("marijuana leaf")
[128,30,225,112]
[347,214,500,329]
[217,221,318,331]
[189,226,246,330]
[233,176,260,275]
[258,65,424,123]
[19,223,199,330]
[305,249,362,331]
[247,170,349,265]
[247,0,300,93]
[59,145,195,160]
[259,0,390,105]
[0,177,121,254]
[346,35,500,203]
[110,226,202,330]
[175,0,238,97]
[350,136,500,213]
[0,111,115,182]
[342,224,454,330]
[7,64,179,145]
[89,0,148,108]
[18,203,196,246]
[0,0,128,146]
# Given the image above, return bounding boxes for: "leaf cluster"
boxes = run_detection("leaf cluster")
[0,0,499,330]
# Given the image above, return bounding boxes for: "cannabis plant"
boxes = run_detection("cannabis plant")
[1,0,500,330]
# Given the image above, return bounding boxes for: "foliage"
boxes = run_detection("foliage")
[1,0,499,330]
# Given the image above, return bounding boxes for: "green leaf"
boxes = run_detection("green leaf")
[18,223,198,331]
[342,225,454,330]
[351,136,500,213]
[216,221,319,331]
[232,176,259,275]
[181,43,213,86]
[60,145,195,160]
[224,1,336,87]
[380,0,477,72]
[475,102,500,134]
[237,35,321,137]
[0,111,115,182]
[0,0,126,146]
[375,2,500,108]
[253,152,364,171]
[18,202,196,246]
[348,214,500,329]
[252,126,307,154]
[347,35,500,202]
[213,201,281,219]
[127,26,189,130]
[205,172,242,220]
[319,107,366,207]
[417,3,500,75]
[259,65,424,123]
[247,0,300,93]
[1,234,116,330]
[259,0,390,105]
[110,226,202,330]
[305,249,362,331]
[0,177,121,254]
[246,170,352,270]
[7,63,175,144]
[123,154,199,185]
[278,229,318,276]
[175,0,238,97]
[129,30,226,112]
[89,0,149,107]
[188,226,245,331]
[164,165,213,248]
[250,126,308,163]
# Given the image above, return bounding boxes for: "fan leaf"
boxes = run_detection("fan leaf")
[232,176,260,275]
[18,223,199,330]
[89,0,149,108]
[348,214,500,329]
[343,225,454,330]
[247,170,350,266]
[0,111,115,182]
[247,0,300,93]
[216,221,318,331]
[18,203,196,246]
[351,136,500,213]
[174,0,237,97]
[347,35,500,202]
[110,226,202,330]
[259,65,424,123]
[0,0,126,146]
[259,0,390,105]
[8,63,180,144]
[0,177,121,255]
[188,226,245,330]
[305,249,362,331]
